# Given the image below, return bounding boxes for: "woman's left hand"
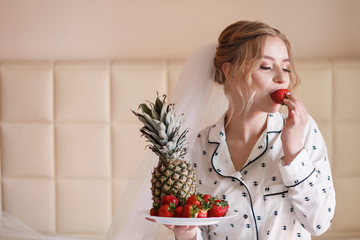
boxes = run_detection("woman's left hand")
[165,225,197,240]
[281,92,309,165]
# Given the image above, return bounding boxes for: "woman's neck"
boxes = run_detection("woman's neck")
[225,108,268,143]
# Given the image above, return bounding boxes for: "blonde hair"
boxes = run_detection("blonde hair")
[214,21,300,118]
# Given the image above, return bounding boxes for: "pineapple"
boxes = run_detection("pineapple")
[132,94,196,205]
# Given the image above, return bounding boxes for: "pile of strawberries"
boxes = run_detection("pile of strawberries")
[150,193,229,218]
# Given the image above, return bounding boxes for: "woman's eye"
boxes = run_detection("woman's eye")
[282,68,291,73]
[260,66,272,70]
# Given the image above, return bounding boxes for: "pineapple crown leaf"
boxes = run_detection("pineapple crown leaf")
[139,128,162,146]
[154,93,165,113]
[139,104,152,116]
[132,111,158,134]
[132,93,188,160]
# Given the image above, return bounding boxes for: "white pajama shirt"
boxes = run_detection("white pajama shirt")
[191,112,335,240]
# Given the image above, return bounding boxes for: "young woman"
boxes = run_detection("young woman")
[168,21,335,240]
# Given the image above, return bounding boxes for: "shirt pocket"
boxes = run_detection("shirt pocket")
[263,184,288,198]
[263,184,291,220]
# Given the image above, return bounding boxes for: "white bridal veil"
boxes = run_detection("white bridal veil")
[0,42,228,240]
[106,42,228,240]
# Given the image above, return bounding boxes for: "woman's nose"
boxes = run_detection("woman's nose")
[273,67,287,84]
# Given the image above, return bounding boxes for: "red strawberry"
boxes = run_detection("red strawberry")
[161,195,179,207]
[270,89,290,105]
[150,208,158,216]
[181,204,199,218]
[174,206,183,217]
[158,203,176,217]
[208,199,229,217]
[186,194,202,207]
[150,203,160,216]
[197,201,212,218]
[202,194,213,203]
[197,209,208,218]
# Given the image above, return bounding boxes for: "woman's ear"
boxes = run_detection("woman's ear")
[222,62,232,80]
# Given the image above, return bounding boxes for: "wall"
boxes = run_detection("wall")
[0,0,359,60]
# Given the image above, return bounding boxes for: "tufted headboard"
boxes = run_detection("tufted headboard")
[0,59,359,239]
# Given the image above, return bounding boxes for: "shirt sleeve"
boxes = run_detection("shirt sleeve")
[278,116,336,236]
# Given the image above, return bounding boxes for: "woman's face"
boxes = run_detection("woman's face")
[250,36,291,113]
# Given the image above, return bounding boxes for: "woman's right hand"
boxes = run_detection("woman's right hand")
[165,225,197,240]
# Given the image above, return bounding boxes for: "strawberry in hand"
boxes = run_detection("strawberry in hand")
[270,89,290,105]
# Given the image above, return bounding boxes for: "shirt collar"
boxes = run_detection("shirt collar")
[208,111,284,143]
[208,112,284,177]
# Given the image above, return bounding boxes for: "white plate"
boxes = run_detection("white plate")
[139,210,238,226]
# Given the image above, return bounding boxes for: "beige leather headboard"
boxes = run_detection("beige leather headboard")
[0,59,359,239]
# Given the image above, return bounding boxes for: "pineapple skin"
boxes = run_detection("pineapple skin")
[151,160,197,205]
